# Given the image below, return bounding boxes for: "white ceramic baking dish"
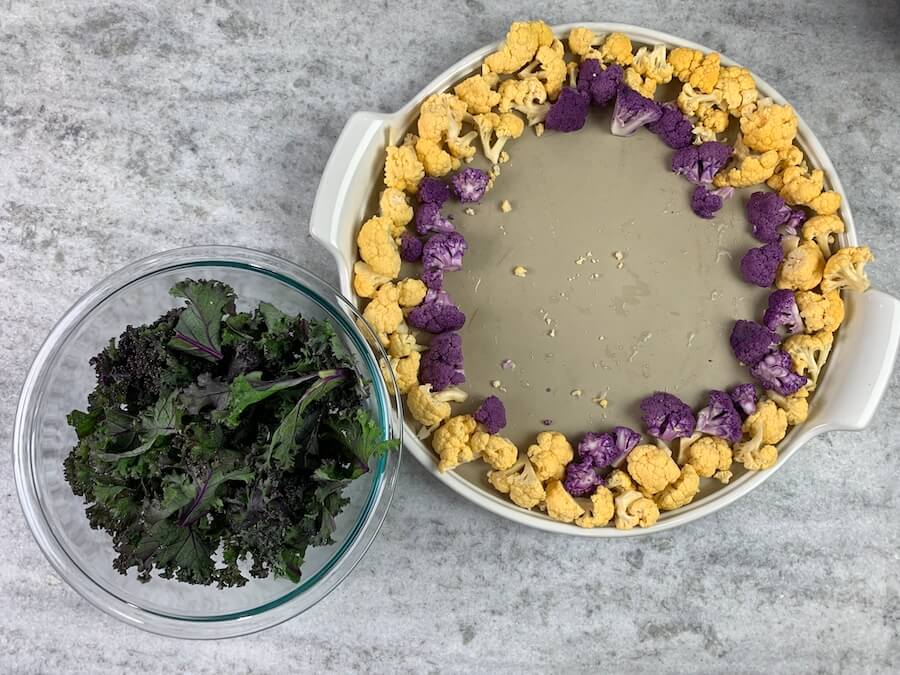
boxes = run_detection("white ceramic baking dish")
[310,22,900,536]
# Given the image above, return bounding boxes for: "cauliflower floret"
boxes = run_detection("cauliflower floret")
[676,82,722,117]
[623,67,658,99]
[773,166,824,205]
[655,464,700,511]
[406,383,467,436]
[668,47,704,82]
[353,260,392,299]
[384,144,424,194]
[820,246,874,293]
[626,444,681,494]
[741,102,798,152]
[519,42,567,100]
[734,400,787,465]
[681,436,732,479]
[362,282,403,345]
[417,93,468,142]
[396,278,427,307]
[454,73,501,115]
[776,241,825,291]
[632,44,674,84]
[484,20,554,74]
[796,290,845,333]
[802,214,846,258]
[543,479,585,523]
[696,103,730,133]
[606,468,636,494]
[388,331,423,358]
[415,137,458,177]
[688,52,720,93]
[357,215,401,278]
[488,457,546,509]
[783,331,834,389]
[432,414,478,472]
[714,66,758,116]
[775,144,805,173]
[381,351,420,395]
[737,444,778,470]
[575,486,616,528]
[497,77,549,126]
[767,387,810,425]
[379,187,413,237]
[473,112,525,164]
[469,429,518,470]
[600,32,633,66]
[807,191,842,215]
[568,27,603,57]
[526,431,574,482]
[614,491,660,530]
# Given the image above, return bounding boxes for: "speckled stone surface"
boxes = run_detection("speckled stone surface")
[2,2,899,673]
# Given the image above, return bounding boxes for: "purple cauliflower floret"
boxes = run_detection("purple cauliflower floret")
[613,426,641,463]
[576,58,602,91]
[564,457,605,497]
[450,167,489,203]
[545,86,591,133]
[577,61,623,107]
[577,432,619,468]
[406,289,466,334]
[639,392,697,441]
[750,350,808,396]
[730,383,758,418]
[695,390,742,443]
[647,103,694,149]
[747,191,791,243]
[422,231,468,271]
[610,86,662,136]
[473,395,506,434]
[763,289,804,336]
[740,241,784,287]
[417,177,452,207]
[415,202,454,235]
[420,267,443,290]
[780,208,807,237]
[399,232,423,262]
[730,319,780,366]
[691,185,734,219]
[671,141,733,185]
[419,331,464,391]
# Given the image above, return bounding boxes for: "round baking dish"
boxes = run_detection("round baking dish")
[310,23,900,536]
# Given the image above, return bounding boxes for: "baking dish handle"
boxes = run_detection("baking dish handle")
[803,289,900,434]
[310,111,391,273]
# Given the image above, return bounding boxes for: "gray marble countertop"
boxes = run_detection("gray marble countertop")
[2,2,899,673]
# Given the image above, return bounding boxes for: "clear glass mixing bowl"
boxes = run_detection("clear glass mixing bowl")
[12,246,402,639]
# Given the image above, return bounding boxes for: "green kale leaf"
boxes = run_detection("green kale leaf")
[168,279,236,361]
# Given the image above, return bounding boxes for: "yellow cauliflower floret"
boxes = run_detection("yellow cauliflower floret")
[626,444,681,495]
[741,102,798,152]
[614,491,660,530]
[388,331,423,358]
[820,246,874,293]
[417,93,468,142]
[808,191,842,215]
[802,214,845,259]
[352,261,392,299]
[735,401,787,464]
[796,290,845,333]
[632,44,674,84]
[776,145,805,173]
[676,82,722,117]
[484,20,554,74]
[454,74,501,115]
[682,436,732,479]
[568,27,602,57]
[396,278,426,308]
[406,383,467,435]
[713,150,780,188]
[362,282,403,345]
[415,137,458,177]
[469,430,518,471]
[697,103,729,133]
[600,32,633,66]
[714,66,758,116]
[357,215,401,278]
[688,52,720,93]
[543,480,585,523]
[379,187,413,235]
[776,241,825,291]
[767,388,810,426]
[783,331,834,390]
[737,444,778,470]
[384,144,424,194]
[655,464,700,512]
[382,351,420,395]
[497,77,549,126]
[668,47,704,82]
[432,414,478,472]
[488,457,546,509]
[606,468,636,494]
[774,166,824,205]
[526,431,574,483]
[575,486,616,528]
[519,43,566,100]
[473,112,525,164]
[623,67,658,99]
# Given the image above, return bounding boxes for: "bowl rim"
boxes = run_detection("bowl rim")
[12,245,402,638]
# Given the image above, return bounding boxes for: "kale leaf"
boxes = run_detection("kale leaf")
[168,279,236,361]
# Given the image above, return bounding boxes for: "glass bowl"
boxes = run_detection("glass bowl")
[12,246,402,639]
